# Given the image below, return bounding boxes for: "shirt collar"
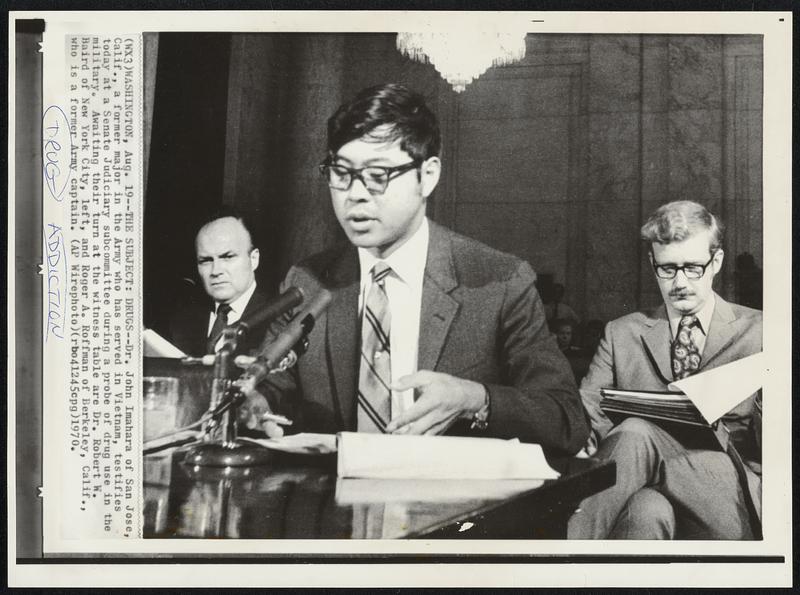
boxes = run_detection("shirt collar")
[667,292,716,338]
[358,217,429,289]
[215,280,257,317]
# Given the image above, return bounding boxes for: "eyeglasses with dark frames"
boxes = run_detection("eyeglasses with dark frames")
[319,160,422,195]
[650,251,718,280]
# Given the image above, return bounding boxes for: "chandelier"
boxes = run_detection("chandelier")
[396,30,528,93]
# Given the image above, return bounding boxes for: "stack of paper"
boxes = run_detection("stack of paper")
[600,388,709,426]
[336,432,560,480]
[600,352,765,427]
[669,352,764,424]
[143,328,187,358]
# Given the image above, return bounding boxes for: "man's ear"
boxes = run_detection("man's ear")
[711,248,724,275]
[250,248,260,272]
[420,156,441,199]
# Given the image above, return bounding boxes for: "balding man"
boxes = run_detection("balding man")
[168,208,272,357]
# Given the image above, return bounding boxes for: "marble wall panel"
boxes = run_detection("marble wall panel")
[731,109,763,260]
[458,67,581,120]
[733,54,764,112]
[588,35,641,113]
[525,33,590,63]
[641,35,669,113]
[454,202,569,287]
[456,117,570,205]
[668,36,724,110]
[640,113,671,206]
[587,112,640,204]
[667,108,724,207]
[582,199,641,320]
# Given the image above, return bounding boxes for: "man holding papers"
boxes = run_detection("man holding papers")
[242,83,587,454]
[569,201,762,539]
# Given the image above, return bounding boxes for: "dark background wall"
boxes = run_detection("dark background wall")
[144,33,763,333]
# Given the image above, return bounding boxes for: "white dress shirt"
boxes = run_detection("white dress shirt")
[357,217,429,420]
[667,293,716,356]
[207,281,257,351]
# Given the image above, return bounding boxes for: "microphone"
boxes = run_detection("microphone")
[236,286,305,333]
[208,286,304,350]
[242,288,332,383]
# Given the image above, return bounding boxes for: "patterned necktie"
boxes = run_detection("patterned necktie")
[671,314,702,380]
[206,303,232,353]
[357,262,392,433]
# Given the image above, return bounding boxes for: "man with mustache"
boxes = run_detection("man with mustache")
[569,200,762,539]
[242,83,587,453]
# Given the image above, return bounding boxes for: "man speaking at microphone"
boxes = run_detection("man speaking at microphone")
[240,83,587,453]
[168,207,273,357]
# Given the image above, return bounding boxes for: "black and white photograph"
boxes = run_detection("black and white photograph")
[140,29,766,541]
[9,8,793,589]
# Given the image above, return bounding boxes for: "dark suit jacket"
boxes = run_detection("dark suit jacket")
[168,286,273,357]
[581,294,762,473]
[259,221,588,454]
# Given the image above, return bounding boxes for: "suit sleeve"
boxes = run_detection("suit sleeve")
[485,261,590,455]
[578,323,617,454]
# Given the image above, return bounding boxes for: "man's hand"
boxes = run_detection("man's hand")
[385,370,486,435]
[232,377,284,439]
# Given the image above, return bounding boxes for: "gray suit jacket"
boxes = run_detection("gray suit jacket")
[581,294,763,472]
[260,221,589,454]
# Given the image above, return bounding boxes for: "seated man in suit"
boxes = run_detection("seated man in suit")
[168,208,272,357]
[240,83,587,453]
[568,200,762,539]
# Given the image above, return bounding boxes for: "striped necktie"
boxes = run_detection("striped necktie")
[357,262,392,433]
[671,314,701,380]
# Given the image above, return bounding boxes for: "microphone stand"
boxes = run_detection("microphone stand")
[181,325,275,468]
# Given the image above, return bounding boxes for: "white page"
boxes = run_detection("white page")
[669,352,764,423]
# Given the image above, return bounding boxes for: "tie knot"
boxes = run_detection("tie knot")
[371,262,392,284]
[679,314,698,329]
[216,303,232,318]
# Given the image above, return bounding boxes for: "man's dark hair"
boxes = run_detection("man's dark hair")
[194,205,256,251]
[326,83,441,161]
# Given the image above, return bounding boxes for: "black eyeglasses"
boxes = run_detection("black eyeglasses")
[650,251,717,280]
[319,160,421,195]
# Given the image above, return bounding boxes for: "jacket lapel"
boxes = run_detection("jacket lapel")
[240,288,266,320]
[640,305,674,385]
[700,294,738,369]
[325,249,360,430]
[417,222,460,372]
